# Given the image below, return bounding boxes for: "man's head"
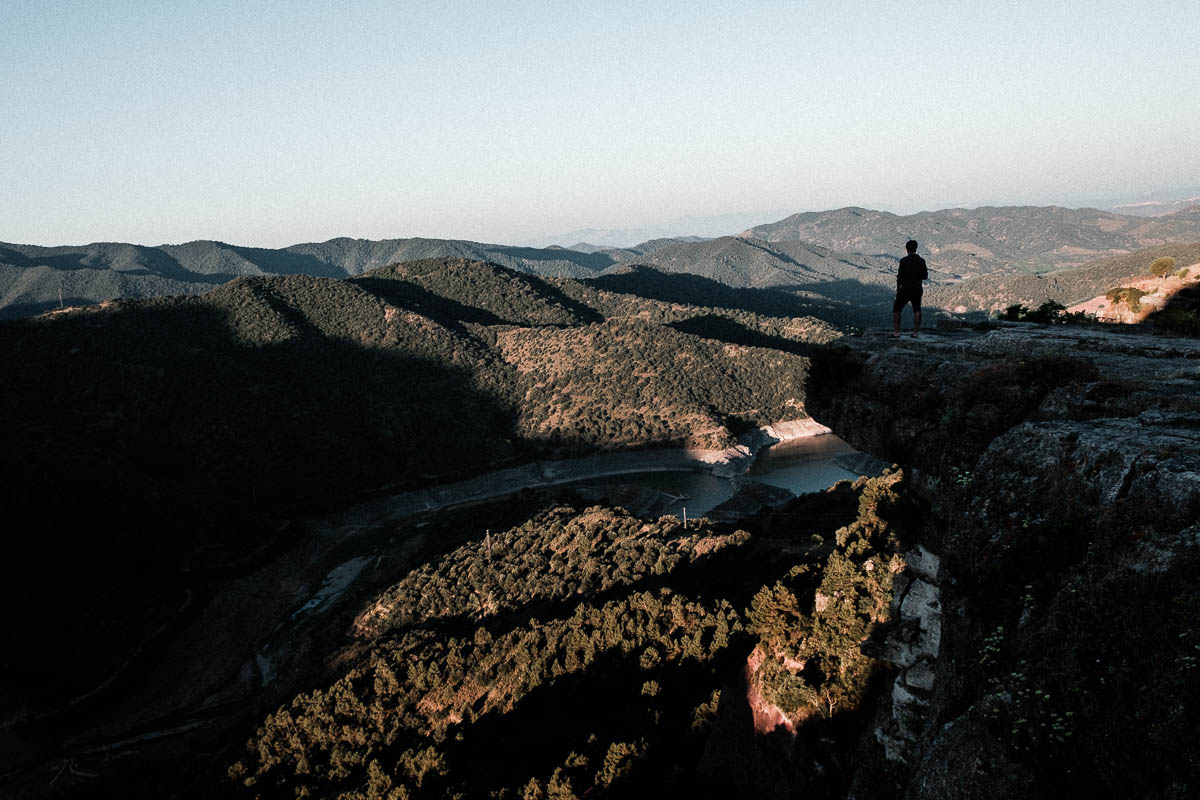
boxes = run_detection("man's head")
[905,240,918,254]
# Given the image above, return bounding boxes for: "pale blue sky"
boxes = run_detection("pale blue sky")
[3,1,1197,247]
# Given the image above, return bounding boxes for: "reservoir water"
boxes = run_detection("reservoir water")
[317,433,882,535]
[566,434,870,520]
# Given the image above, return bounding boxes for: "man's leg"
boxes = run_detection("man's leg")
[893,310,901,336]
[913,310,921,337]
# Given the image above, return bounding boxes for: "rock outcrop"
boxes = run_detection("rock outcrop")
[808,325,1200,799]
[862,546,942,762]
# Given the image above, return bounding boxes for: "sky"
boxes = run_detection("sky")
[3,0,1198,247]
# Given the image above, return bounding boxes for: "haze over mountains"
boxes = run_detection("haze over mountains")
[520,209,794,249]
[1110,195,1200,217]
[4,204,1200,327]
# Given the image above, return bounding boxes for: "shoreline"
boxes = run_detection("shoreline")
[310,418,834,536]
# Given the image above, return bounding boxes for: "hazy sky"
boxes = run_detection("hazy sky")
[3,1,1198,247]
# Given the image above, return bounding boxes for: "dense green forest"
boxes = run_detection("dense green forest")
[227,472,913,799]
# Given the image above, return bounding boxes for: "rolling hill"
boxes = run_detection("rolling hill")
[0,239,618,319]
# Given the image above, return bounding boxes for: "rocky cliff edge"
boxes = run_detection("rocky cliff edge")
[807,324,1200,799]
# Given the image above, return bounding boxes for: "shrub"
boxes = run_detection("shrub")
[1000,301,1078,325]
[1002,304,1026,322]
[1022,300,1066,324]
[1149,257,1177,277]
[1105,287,1148,312]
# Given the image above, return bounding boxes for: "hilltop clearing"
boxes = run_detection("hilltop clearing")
[1068,259,1200,323]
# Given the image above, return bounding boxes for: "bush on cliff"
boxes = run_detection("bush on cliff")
[1001,300,1090,325]
[1149,256,1176,277]
[1105,286,1148,311]
[743,472,912,790]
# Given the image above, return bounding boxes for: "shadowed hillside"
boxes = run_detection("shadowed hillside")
[1,257,917,800]
[608,236,896,289]
[0,258,839,742]
[583,265,843,319]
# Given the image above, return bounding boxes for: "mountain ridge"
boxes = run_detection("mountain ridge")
[0,235,897,324]
[8,204,1200,326]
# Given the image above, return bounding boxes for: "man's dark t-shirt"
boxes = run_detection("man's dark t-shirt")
[894,253,927,312]
[897,253,928,288]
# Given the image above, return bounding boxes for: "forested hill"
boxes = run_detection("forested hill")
[4,256,837,525]
[741,205,1200,277]
[1,257,838,726]
[0,235,902,327]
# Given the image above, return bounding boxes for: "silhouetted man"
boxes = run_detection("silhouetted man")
[893,239,927,337]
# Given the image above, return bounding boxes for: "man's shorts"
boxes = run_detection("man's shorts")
[893,285,922,313]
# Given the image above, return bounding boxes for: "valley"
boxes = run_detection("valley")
[3,220,1200,799]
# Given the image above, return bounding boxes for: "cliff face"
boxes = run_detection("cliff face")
[807,325,1200,799]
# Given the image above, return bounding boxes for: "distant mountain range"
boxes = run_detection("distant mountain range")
[0,238,616,319]
[741,204,1200,277]
[5,204,1200,324]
